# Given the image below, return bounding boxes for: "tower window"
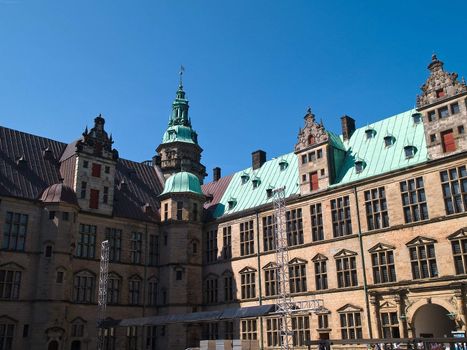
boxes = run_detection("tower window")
[80,182,87,199]
[176,270,182,281]
[103,187,109,204]
[164,203,168,221]
[83,160,89,168]
[317,149,323,159]
[104,166,110,174]
[56,271,64,283]
[92,163,101,177]
[430,134,437,143]
[427,110,436,122]
[49,211,55,220]
[439,106,449,119]
[62,212,69,221]
[308,152,316,162]
[176,201,183,220]
[451,102,460,114]
[301,155,307,164]
[45,245,53,258]
[458,125,465,135]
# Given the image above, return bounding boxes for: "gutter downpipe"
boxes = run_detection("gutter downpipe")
[353,186,373,339]
[255,211,264,350]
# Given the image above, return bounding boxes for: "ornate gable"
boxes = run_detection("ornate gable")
[334,249,357,258]
[406,236,437,247]
[368,243,396,253]
[448,228,467,240]
[417,54,467,108]
[77,115,118,160]
[295,108,328,152]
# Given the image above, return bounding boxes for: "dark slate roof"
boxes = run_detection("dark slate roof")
[201,173,234,220]
[0,126,163,222]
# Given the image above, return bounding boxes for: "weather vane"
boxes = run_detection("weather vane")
[179,65,185,87]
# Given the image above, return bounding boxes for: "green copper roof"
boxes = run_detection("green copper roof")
[206,108,428,219]
[211,152,299,218]
[162,125,198,144]
[334,108,427,185]
[160,171,203,196]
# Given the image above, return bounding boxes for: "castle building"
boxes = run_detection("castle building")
[0,55,467,350]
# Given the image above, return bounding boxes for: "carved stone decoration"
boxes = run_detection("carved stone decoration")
[295,107,329,151]
[416,54,467,108]
[77,115,119,160]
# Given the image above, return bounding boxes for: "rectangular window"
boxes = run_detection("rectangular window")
[240,271,256,299]
[103,186,109,204]
[48,211,55,220]
[206,230,218,263]
[105,228,122,262]
[103,328,116,350]
[222,226,232,259]
[2,212,28,251]
[310,171,319,191]
[224,275,234,302]
[340,312,362,339]
[331,196,352,237]
[240,221,255,256]
[318,314,329,329]
[176,201,183,220]
[107,276,120,304]
[440,166,467,214]
[371,250,396,284]
[202,323,219,340]
[80,181,87,199]
[71,323,84,337]
[409,243,438,279]
[317,149,323,158]
[127,326,138,350]
[441,129,456,153]
[148,280,158,306]
[130,232,142,264]
[241,319,257,340]
[336,255,358,288]
[314,260,328,290]
[292,316,311,346]
[129,279,141,305]
[262,215,275,252]
[308,152,316,162]
[62,212,69,221]
[451,102,460,114]
[266,318,280,347]
[148,235,159,266]
[289,262,307,294]
[83,160,89,168]
[286,208,304,246]
[92,163,101,177]
[0,323,15,350]
[163,203,168,221]
[459,125,465,135]
[364,187,389,231]
[104,165,110,174]
[451,237,467,275]
[400,177,429,223]
[205,278,218,303]
[56,271,64,283]
[427,110,436,122]
[0,270,21,299]
[192,203,198,221]
[381,312,400,338]
[73,273,95,303]
[264,267,279,297]
[76,224,97,258]
[439,106,449,118]
[89,189,99,209]
[301,154,307,164]
[430,134,437,143]
[310,203,324,241]
[224,321,234,340]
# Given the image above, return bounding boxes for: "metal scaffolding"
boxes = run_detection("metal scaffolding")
[97,240,110,350]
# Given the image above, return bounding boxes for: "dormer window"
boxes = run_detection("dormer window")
[279,159,288,171]
[241,173,249,184]
[384,135,395,147]
[227,197,237,210]
[355,160,365,174]
[365,128,376,139]
[412,113,422,124]
[252,177,261,189]
[404,146,417,159]
[266,187,274,198]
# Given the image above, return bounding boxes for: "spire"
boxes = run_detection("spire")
[169,68,191,127]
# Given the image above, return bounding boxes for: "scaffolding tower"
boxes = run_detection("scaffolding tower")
[97,240,110,350]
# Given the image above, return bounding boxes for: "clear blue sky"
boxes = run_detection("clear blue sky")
[1,0,467,181]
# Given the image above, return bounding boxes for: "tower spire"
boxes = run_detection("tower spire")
[179,65,185,89]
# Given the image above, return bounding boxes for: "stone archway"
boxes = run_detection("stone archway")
[412,303,456,338]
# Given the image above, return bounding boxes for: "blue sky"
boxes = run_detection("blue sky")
[1,0,467,181]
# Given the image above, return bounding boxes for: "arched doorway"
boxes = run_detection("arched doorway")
[48,340,59,350]
[413,303,456,337]
[70,340,81,350]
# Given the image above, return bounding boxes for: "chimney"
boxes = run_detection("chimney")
[252,150,266,170]
[213,167,221,182]
[341,115,356,141]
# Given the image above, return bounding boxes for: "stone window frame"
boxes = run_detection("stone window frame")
[76,224,96,259]
[70,317,86,338]
[239,267,256,300]
[0,316,17,350]
[312,254,328,291]
[205,229,218,263]
[288,258,308,294]
[337,304,363,340]
[148,234,159,266]
[147,276,158,306]
[400,177,429,223]
[335,249,358,288]
[240,220,255,257]
[2,211,28,251]
[0,262,24,300]
[204,274,219,304]
[331,196,352,237]
[448,228,467,275]
[241,319,257,340]
[128,274,142,305]
[262,215,276,252]
[105,227,122,263]
[380,311,400,338]
[439,105,450,119]
[310,203,324,242]
[451,102,460,115]
[263,262,279,297]
[291,315,311,346]
[286,208,304,247]
[222,270,235,302]
[368,243,397,284]
[440,165,467,215]
[73,269,96,304]
[176,201,183,220]
[130,231,143,264]
[126,326,138,350]
[107,272,122,305]
[265,317,281,347]
[222,226,232,260]
[202,322,219,340]
[406,236,438,280]
[364,187,390,231]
